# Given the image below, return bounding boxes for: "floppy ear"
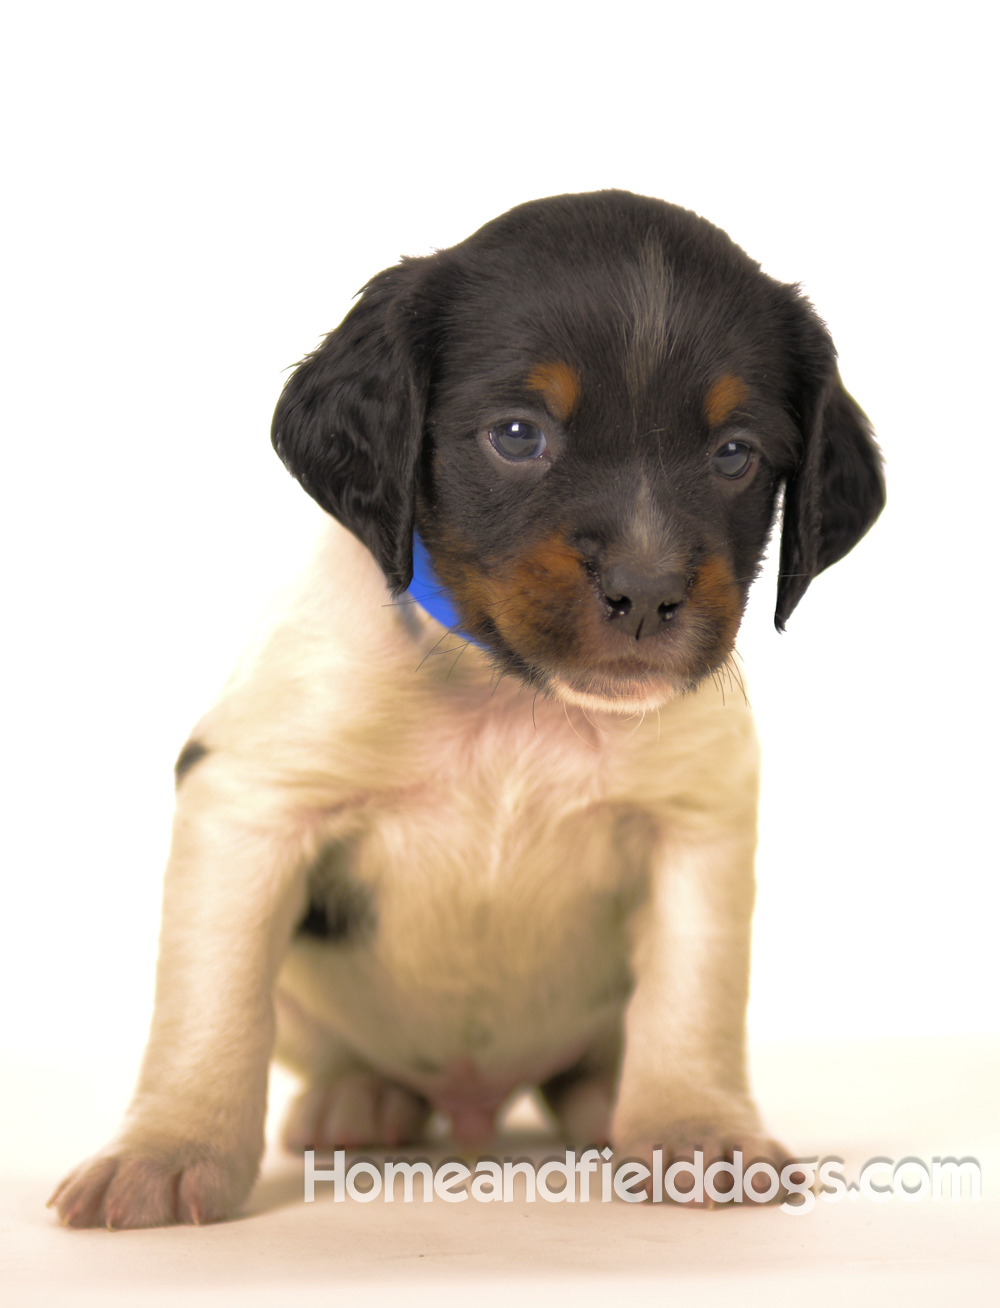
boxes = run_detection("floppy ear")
[271,260,429,594]
[775,363,886,631]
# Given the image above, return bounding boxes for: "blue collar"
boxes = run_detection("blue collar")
[408,535,484,646]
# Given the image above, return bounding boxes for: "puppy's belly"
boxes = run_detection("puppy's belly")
[277,941,623,1106]
[275,799,647,1101]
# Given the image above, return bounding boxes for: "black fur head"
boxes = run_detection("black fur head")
[272,191,884,710]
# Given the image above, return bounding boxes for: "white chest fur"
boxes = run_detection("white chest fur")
[275,685,656,1097]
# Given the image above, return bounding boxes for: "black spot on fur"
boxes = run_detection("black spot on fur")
[174,740,208,785]
[295,841,376,944]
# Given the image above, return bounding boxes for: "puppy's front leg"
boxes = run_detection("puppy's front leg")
[612,820,784,1197]
[50,766,311,1228]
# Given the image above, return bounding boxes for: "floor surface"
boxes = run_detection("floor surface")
[3,1036,997,1305]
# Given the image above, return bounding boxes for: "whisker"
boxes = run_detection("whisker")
[727,655,749,707]
[445,639,473,681]
[623,708,647,741]
[413,629,454,673]
[579,705,607,735]
[481,591,530,620]
[385,581,454,610]
[563,699,599,750]
[413,613,478,671]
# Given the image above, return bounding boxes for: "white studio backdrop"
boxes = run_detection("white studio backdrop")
[2,1,996,1171]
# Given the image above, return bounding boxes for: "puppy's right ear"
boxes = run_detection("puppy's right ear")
[271,260,430,594]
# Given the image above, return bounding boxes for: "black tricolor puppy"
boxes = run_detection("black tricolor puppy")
[274,189,883,710]
[51,192,883,1229]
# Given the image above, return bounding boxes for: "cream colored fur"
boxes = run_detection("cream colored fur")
[51,520,779,1227]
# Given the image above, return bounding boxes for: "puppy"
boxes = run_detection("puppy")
[51,190,883,1227]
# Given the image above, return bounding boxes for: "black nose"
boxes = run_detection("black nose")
[599,564,687,639]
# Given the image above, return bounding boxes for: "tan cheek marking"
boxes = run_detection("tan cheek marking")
[420,529,598,665]
[704,374,748,427]
[686,554,743,647]
[526,362,581,422]
[474,533,590,661]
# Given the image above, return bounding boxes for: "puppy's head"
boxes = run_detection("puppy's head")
[272,191,884,712]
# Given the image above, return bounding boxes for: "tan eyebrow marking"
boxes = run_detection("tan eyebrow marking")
[526,361,582,422]
[704,374,749,427]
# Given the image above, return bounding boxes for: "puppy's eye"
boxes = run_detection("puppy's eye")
[711,440,753,478]
[489,421,547,460]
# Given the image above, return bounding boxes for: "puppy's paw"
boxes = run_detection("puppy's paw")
[283,1073,430,1151]
[617,1124,790,1208]
[48,1138,260,1229]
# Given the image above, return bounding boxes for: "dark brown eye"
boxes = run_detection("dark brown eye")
[712,440,752,478]
[489,421,547,460]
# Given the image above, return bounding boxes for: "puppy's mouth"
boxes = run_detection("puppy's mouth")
[479,630,704,713]
[543,666,687,714]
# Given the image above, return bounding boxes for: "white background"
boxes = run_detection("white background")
[2,1,996,1173]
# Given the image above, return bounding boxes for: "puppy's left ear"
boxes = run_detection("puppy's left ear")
[271,259,431,594]
[775,312,886,629]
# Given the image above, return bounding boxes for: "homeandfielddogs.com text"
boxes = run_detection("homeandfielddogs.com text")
[304,1150,981,1214]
